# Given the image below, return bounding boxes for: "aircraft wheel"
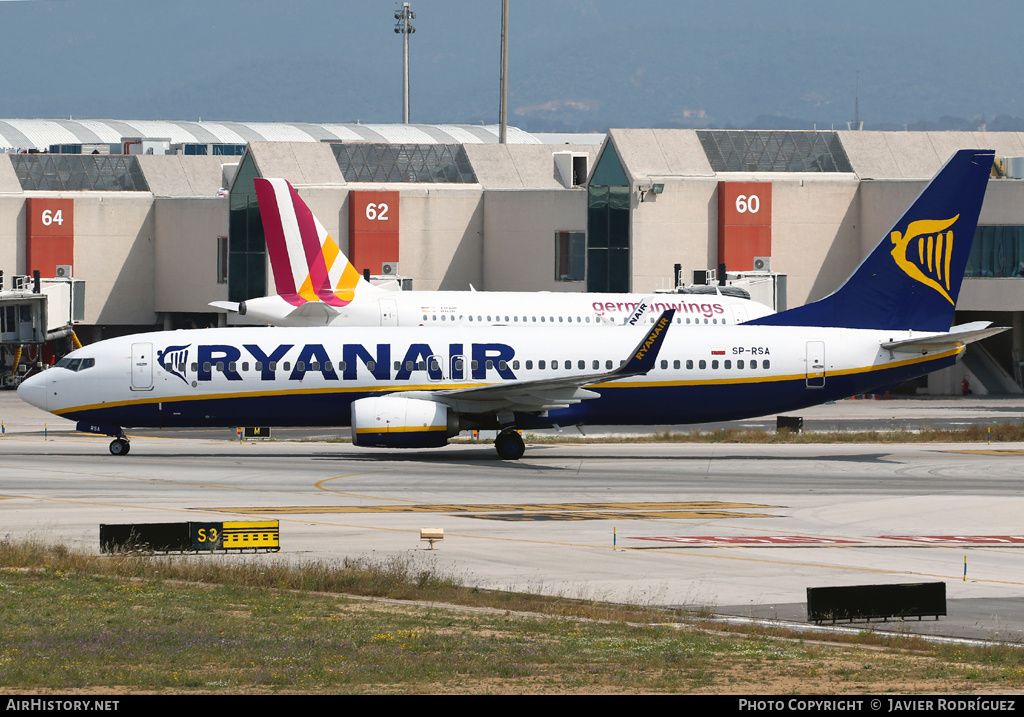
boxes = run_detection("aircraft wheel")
[494,429,525,461]
[109,438,130,456]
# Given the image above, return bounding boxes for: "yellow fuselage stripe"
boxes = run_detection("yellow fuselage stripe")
[53,347,961,416]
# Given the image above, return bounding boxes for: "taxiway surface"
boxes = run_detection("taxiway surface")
[3,393,1024,643]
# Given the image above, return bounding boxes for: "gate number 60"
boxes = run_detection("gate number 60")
[735,195,760,214]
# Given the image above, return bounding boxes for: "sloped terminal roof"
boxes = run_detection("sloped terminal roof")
[0,119,544,152]
[604,128,1024,181]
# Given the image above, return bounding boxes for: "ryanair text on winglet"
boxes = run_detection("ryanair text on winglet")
[634,315,671,361]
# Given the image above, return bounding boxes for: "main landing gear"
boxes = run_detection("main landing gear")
[494,428,525,461]
[109,437,131,456]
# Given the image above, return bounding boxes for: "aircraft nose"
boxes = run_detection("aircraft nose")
[16,371,48,411]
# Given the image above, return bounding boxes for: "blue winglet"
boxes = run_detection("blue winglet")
[747,149,994,332]
[616,310,675,377]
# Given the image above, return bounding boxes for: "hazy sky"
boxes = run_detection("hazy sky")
[1,0,1020,129]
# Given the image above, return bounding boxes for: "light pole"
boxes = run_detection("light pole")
[394,2,415,124]
[499,0,508,144]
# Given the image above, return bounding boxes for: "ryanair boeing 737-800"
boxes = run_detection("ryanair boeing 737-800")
[19,150,1004,460]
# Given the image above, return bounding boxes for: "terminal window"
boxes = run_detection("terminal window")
[966,226,1024,278]
[555,231,585,281]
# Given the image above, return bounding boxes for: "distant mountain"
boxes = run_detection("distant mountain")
[0,0,1021,134]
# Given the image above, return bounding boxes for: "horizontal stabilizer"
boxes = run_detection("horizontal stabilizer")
[209,301,240,314]
[882,322,1009,353]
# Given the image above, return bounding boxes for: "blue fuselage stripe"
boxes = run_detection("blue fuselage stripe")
[58,353,957,430]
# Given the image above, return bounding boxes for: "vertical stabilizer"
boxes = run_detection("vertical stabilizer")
[254,178,377,307]
[748,149,994,331]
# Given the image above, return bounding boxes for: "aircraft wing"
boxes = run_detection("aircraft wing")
[399,310,675,414]
[881,322,1009,353]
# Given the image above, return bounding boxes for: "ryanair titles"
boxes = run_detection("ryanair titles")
[634,315,671,361]
[159,342,517,385]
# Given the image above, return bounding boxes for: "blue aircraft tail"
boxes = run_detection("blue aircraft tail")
[747,149,994,332]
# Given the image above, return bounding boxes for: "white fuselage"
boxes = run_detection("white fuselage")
[237,289,773,328]
[18,322,960,434]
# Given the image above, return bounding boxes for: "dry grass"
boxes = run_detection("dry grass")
[4,536,1024,694]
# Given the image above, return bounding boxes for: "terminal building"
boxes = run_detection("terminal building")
[1,119,1022,395]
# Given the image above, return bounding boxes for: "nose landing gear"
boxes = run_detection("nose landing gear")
[76,422,132,456]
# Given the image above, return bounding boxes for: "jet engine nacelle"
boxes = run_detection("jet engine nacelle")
[350,396,455,448]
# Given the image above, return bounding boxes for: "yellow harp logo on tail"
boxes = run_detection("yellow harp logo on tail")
[890,215,959,305]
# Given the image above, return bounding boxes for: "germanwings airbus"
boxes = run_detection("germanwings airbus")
[19,150,1004,461]
[208,177,774,328]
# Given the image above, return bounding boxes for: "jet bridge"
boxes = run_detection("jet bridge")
[0,272,85,387]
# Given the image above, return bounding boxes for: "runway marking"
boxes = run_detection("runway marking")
[313,474,423,504]
[880,535,1024,545]
[632,534,1024,547]
[466,510,776,522]
[205,501,779,519]
[634,535,861,545]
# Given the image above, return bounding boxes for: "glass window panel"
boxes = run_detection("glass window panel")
[11,154,149,191]
[607,248,631,293]
[587,187,609,248]
[590,142,629,186]
[608,187,630,248]
[331,143,477,183]
[587,248,609,293]
[697,130,852,173]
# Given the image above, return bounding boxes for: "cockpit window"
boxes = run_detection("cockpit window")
[54,356,95,372]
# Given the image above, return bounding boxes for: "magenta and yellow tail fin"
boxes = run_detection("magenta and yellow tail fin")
[254,178,371,307]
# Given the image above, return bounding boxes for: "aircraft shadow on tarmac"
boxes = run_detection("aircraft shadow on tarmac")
[308,447,902,466]
[5,441,902,466]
